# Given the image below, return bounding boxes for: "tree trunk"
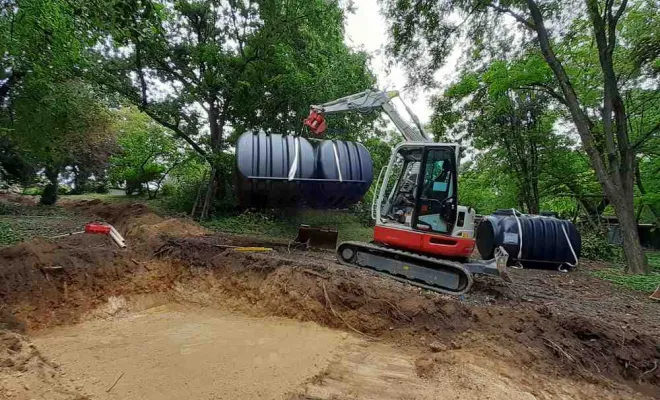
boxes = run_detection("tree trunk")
[41,167,59,206]
[610,192,648,274]
[198,102,227,219]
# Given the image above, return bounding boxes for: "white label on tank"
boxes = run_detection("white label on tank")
[503,232,519,245]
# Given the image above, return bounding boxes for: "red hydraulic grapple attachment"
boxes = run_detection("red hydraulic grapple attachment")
[303,110,327,136]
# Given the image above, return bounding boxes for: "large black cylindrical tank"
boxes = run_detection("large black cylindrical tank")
[235,132,374,209]
[304,140,374,208]
[236,131,315,208]
[476,210,581,269]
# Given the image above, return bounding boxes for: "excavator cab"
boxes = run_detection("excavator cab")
[373,143,474,260]
[336,141,509,295]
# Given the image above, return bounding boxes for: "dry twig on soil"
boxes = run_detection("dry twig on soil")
[542,337,575,363]
[640,361,658,382]
[322,282,377,340]
[106,371,125,393]
[382,299,412,321]
[298,268,329,279]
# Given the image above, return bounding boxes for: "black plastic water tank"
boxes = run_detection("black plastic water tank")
[236,131,315,208]
[476,211,581,269]
[303,140,374,208]
[235,132,374,209]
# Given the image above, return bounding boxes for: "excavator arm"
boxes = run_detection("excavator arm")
[304,89,431,142]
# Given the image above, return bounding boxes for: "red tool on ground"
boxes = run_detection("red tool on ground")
[85,223,126,248]
[51,223,126,248]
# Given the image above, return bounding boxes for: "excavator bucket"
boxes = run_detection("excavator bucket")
[651,284,660,301]
[295,225,338,250]
[303,110,327,136]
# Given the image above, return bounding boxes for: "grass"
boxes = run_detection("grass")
[59,192,134,203]
[0,198,91,246]
[64,193,374,243]
[202,209,373,243]
[592,251,660,293]
[0,220,23,246]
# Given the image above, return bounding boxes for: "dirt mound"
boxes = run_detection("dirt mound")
[0,330,87,400]
[64,200,206,252]
[0,234,136,329]
[0,193,37,207]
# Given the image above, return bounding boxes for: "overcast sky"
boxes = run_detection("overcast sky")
[344,0,456,125]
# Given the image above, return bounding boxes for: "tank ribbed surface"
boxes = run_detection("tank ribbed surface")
[236,132,373,209]
[236,132,315,208]
[476,212,581,269]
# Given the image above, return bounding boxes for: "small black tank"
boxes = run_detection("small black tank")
[476,210,581,269]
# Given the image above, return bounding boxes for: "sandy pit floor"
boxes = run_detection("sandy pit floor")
[26,303,634,400]
[32,304,351,400]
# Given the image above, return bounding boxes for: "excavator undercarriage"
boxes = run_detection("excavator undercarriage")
[337,241,510,295]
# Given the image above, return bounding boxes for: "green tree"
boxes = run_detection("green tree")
[96,0,375,217]
[0,136,33,186]
[0,0,89,103]
[0,0,123,198]
[5,80,115,204]
[109,107,190,199]
[383,0,659,274]
[433,59,566,214]
[458,157,519,214]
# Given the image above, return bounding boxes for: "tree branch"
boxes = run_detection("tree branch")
[154,60,199,86]
[0,71,23,100]
[613,0,628,24]
[632,121,660,151]
[135,42,148,108]
[526,0,614,193]
[518,84,568,106]
[488,3,535,30]
[142,108,207,158]
[228,0,245,57]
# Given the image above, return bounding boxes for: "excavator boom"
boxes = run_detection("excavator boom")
[304,89,430,142]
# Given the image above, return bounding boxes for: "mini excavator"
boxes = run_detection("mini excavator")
[303,89,511,295]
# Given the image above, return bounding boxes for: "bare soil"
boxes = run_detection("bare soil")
[33,304,350,400]
[0,199,658,400]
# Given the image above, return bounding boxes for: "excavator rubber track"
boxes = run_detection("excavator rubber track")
[336,241,475,295]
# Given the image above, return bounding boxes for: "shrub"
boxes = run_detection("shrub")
[22,187,41,196]
[94,184,109,194]
[579,227,622,261]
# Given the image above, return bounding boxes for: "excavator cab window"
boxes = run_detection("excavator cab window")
[381,149,423,227]
[413,148,457,234]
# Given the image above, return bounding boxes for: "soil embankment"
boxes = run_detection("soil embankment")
[0,199,657,399]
